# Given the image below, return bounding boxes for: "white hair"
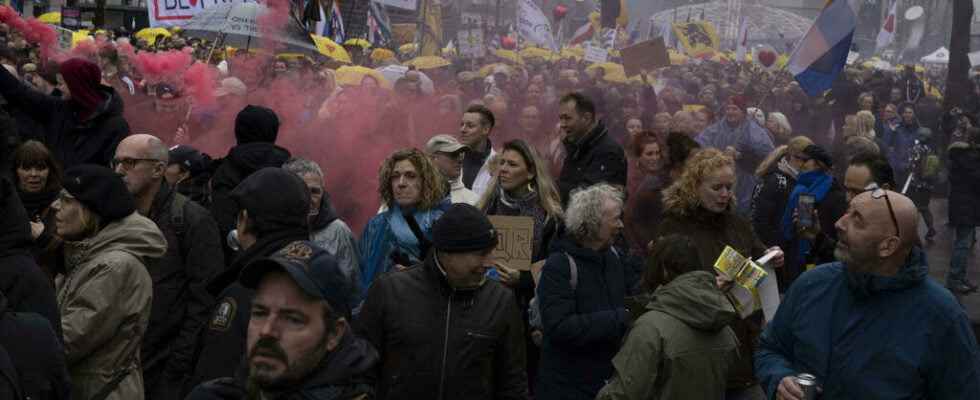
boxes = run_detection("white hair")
[564,184,623,243]
[283,157,324,182]
[747,107,766,126]
[768,112,793,135]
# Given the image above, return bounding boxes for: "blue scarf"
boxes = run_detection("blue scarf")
[359,199,450,294]
[781,170,833,262]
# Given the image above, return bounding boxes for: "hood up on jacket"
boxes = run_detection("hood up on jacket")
[648,271,736,332]
[63,212,167,268]
[311,192,340,231]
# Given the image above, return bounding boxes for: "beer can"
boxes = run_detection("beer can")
[795,373,819,400]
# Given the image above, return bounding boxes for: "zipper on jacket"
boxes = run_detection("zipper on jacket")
[437,290,454,400]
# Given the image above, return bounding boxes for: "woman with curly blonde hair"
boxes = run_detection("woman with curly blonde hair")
[655,147,784,400]
[359,148,450,293]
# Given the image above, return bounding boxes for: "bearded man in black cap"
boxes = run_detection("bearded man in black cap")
[357,203,528,400]
[186,241,376,400]
[210,105,292,256]
[189,167,311,392]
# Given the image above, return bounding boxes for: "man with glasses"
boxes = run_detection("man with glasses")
[113,134,225,400]
[426,134,479,205]
[756,189,980,400]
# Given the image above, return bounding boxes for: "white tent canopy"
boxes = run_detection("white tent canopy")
[921,47,949,64]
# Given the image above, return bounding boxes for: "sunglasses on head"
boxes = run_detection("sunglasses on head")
[863,183,900,238]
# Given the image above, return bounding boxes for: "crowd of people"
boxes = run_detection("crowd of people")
[0,18,976,400]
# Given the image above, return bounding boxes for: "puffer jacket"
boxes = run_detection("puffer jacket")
[536,238,634,400]
[655,203,766,390]
[355,253,527,400]
[597,271,739,400]
[58,212,167,400]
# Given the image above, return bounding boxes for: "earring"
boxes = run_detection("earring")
[527,181,536,193]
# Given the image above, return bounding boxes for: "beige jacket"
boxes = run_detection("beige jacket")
[57,212,167,400]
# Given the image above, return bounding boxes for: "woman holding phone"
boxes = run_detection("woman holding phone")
[779,144,848,288]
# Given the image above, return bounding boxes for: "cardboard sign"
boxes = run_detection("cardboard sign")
[489,216,535,271]
[56,27,73,50]
[584,44,608,64]
[621,37,669,77]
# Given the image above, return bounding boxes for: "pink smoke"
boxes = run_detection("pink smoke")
[257,0,290,53]
[0,6,61,60]
[183,62,218,107]
[133,50,193,83]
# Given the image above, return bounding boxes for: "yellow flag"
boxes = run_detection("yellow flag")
[420,0,443,57]
[672,21,720,57]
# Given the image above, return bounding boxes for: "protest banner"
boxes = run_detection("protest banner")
[147,0,251,28]
[584,44,608,64]
[621,37,669,77]
[488,216,535,271]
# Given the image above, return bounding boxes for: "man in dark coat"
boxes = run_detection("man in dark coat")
[0,288,71,400]
[113,134,225,399]
[186,241,376,400]
[0,57,129,169]
[946,127,980,293]
[356,204,528,400]
[210,105,292,255]
[557,92,628,205]
[190,168,311,392]
[0,174,61,341]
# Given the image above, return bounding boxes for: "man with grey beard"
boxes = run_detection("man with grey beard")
[186,241,376,400]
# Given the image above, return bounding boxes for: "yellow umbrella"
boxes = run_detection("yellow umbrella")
[405,56,451,70]
[38,12,60,24]
[344,38,371,49]
[371,48,396,63]
[560,46,584,61]
[479,63,513,78]
[72,31,92,48]
[668,49,688,65]
[399,43,417,55]
[311,35,352,64]
[776,54,790,69]
[136,27,171,45]
[336,65,390,88]
[521,47,557,61]
[494,49,523,64]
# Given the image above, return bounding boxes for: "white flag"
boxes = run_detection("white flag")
[876,0,897,52]
[517,0,558,51]
[735,16,749,62]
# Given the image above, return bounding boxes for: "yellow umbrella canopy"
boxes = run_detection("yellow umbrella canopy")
[668,49,688,65]
[336,65,390,88]
[399,43,417,55]
[38,12,60,24]
[344,38,371,49]
[405,56,451,70]
[311,35,352,64]
[136,27,171,45]
[479,63,514,78]
[494,49,523,64]
[521,47,557,61]
[72,31,92,48]
[371,48,396,63]
[586,63,628,84]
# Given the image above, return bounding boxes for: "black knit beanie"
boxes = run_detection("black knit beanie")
[63,164,135,223]
[234,105,280,145]
[432,204,498,253]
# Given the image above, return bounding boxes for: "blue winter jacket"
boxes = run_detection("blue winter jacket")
[755,248,980,400]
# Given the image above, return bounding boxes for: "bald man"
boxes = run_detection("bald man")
[756,190,980,400]
[113,134,225,400]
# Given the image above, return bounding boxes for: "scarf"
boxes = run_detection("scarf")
[386,201,446,263]
[18,187,59,219]
[781,170,833,264]
[310,193,340,232]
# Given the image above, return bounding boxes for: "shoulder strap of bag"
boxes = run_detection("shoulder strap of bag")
[402,211,432,259]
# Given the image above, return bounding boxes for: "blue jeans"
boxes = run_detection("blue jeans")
[948,225,977,284]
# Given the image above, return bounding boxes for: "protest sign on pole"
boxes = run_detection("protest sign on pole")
[517,0,557,51]
[458,29,486,58]
[621,37,669,77]
[584,44,608,64]
[147,0,251,28]
[488,216,534,271]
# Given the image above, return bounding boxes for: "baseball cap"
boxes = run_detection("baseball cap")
[425,134,468,155]
[168,145,211,176]
[215,77,247,97]
[240,241,356,318]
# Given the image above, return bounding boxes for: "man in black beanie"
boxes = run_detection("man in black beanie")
[189,167,311,392]
[357,203,528,400]
[210,105,291,258]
